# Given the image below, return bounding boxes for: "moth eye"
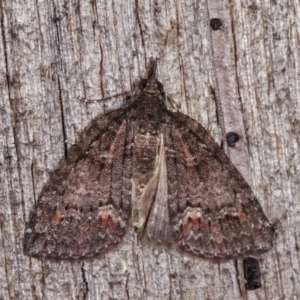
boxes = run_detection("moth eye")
[138,79,148,90]
[156,80,163,92]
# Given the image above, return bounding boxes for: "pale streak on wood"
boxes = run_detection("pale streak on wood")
[207,0,251,184]
[246,291,262,300]
[207,1,264,299]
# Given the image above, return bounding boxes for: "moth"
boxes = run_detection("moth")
[24,60,274,259]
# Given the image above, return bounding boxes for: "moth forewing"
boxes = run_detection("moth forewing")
[144,133,172,243]
[131,132,163,231]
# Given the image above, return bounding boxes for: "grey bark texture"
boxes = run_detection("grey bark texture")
[0,0,299,299]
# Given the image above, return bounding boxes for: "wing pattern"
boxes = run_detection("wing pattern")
[24,109,134,258]
[164,111,274,258]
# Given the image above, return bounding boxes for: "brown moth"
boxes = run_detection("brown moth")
[24,60,274,259]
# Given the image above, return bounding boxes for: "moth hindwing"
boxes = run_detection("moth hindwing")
[24,60,274,259]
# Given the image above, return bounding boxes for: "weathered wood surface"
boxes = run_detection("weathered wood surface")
[0,0,299,299]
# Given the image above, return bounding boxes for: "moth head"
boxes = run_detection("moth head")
[138,59,164,96]
[138,78,164,95]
